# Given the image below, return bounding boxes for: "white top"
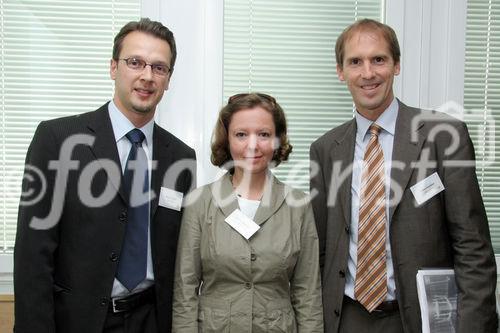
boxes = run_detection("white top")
[237,195,261,220]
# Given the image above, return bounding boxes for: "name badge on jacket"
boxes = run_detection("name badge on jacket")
[159,187,184,211]
[410,172,445,205]
[225,209,260,239]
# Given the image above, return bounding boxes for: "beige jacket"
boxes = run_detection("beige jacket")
[172,173,323,332]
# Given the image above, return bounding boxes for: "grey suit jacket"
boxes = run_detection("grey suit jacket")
[310,100,497,333]
[14,103,196,333]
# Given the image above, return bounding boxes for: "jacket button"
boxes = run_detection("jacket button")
[244,282,252,289]
[250,253,256,261]
[109,252,118,262]
[119,211,127,222]
[344,226,350,233]
[339,270,345,278]
[100,297,109,306]
[334,309,340,316]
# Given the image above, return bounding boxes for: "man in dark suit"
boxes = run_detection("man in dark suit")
[310,19,497,333]
[14,18,196,333]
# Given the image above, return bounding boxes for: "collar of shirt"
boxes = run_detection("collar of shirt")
[108,100,154,148]
[355,97,398,142]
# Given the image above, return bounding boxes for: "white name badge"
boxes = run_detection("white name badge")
[225,209,260,240]
[159,187,184,211]
[410,172,445,206]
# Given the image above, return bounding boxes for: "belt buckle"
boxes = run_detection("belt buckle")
[111,297,126,313]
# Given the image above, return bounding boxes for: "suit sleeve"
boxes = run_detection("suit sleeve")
[290,199,324,333]
[309,143,327,271]
[14,122,60,332]
[440,121,497,333]
[172,190,203,333]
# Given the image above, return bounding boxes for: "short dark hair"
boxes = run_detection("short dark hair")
[112,18,177,73]
[335,18,400,69]
[211,93,292,168]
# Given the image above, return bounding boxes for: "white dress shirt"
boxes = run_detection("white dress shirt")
[345,98,398,301]
[108,100,155,298]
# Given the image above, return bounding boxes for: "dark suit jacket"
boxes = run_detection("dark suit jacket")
[310,100,497,333]
[13,103,196,333]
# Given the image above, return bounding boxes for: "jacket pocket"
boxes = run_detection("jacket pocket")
[265,298,296,333]
[198,296,230,333]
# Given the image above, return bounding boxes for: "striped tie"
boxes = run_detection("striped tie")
[355,123,388,312]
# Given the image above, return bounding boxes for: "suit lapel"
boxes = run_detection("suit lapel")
[389,100,426,221]
[85,103,125,202]
[150,124,174,217]
[331,119,356,229]
[253,174,286,226]
[211,173,239,218]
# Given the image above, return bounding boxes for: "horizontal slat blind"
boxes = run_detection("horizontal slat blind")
[0,0,140,252]
[464,0,500,252]
[224,0,382,190]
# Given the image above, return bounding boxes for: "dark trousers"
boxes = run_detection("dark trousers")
[339,296,404,333]
[102,302,158,333]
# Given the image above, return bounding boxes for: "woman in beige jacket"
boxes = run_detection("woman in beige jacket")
[172,93,323,332]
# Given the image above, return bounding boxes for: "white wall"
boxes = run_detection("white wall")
[143,0,224,186]
[386,0,467,110]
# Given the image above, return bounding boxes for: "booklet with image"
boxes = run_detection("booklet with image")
[416,269,457,333]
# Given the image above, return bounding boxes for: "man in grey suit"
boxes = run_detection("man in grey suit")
[14,18,195,333]
[310,19,497,333]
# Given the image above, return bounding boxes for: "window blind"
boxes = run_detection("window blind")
[464,0,500,252]
[0,0,140,252]
[223,0,382,190]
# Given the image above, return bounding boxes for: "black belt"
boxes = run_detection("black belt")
[373,299,399,313]
[344,295,399,314]
[109,287,155,313]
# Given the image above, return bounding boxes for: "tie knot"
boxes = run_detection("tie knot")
[369,124,382,137]
[126,129,145,146]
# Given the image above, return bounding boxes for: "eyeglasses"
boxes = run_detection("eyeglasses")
[119,58,171,76]
[228,93,276,104]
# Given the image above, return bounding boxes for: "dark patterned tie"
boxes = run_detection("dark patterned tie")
[355,124,388,312]
[116,129,149,291]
